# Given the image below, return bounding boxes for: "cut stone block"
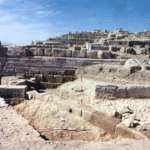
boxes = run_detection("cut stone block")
[79,51,87,58]
[87,50,98,59]
[127,85,145,98]
[30,48,38,56]
[72,50,80,58]
[44,48,52,56]
[144,86,150,98]
[43,75,63,83]
[37,48,45,56]
[65,49,72,57]
[115,86,127,98]
[51,48,66,57]
[95,84,118,99]
[63,76,75,83]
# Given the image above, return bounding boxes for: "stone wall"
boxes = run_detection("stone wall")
[95,83,150,99]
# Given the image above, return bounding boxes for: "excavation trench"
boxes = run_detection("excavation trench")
[6,97,121,142]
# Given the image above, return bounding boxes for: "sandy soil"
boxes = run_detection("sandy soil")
[0,97,150,150]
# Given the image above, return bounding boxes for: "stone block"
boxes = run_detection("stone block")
[37,48,45,56]
[44,48,52,56]
[40,82,54,89]
[65,49,72,57]
[51,48,66,57]
[115,86,127,98]
[120,47,126,53]
[29,48,38,56]
[63,76,75,83]
[79,51,87,58]
[87,50,98,59]
[53,83,62,88]
[109,46,121,52]
[135,48,147,55]
[72,50,80,58]
[43,75,63,83]
[64,70,75,76]
[34,74,43,82]
[127,85,145,98]
[24,48,31,56]
[103,51,112,59]
[95,84,118,99]
[144,86,150,98]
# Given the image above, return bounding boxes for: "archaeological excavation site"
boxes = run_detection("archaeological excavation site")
[1,28,150,149]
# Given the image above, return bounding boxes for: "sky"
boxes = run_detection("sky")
[0,0,150,45]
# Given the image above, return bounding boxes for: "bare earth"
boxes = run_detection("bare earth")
[0,98,150,150]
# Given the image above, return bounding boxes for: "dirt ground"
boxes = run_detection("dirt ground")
[0,100,150,150]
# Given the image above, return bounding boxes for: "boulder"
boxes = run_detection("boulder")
[124,59,141,72]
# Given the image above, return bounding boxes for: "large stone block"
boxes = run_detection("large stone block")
[127,85,145,98]
[43,75,63,83]
[79,51,87,58]
[87,50,98,59]
[44,48,52,56]
[63,76,75,83]
[51,48,66,57]
[72,50,80,58]
[144,86,150,98]
[37,48,45,56]
[95,84,118,99]
[30,48,38,56]
[115,86,127,98]
[65,49,72,57]
[109,46,121,52]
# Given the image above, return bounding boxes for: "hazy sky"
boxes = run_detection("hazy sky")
[0,0,150,45]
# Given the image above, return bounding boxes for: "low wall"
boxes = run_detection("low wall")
[95,82,150,99]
